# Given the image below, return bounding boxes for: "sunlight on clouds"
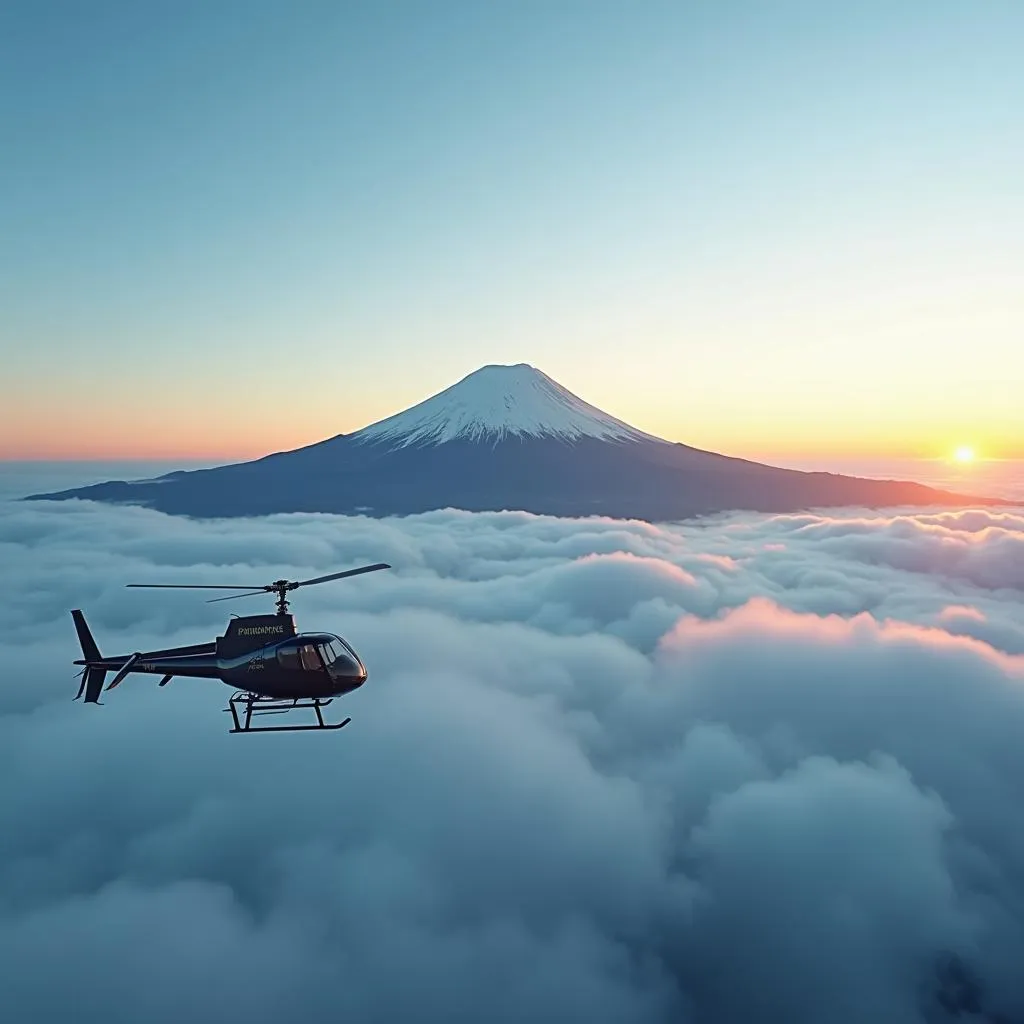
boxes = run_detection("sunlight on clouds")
[2,495,1024,1023]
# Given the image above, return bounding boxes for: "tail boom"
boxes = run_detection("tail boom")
[70,610,220,702]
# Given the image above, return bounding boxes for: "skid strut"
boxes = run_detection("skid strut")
[225,691,351,734]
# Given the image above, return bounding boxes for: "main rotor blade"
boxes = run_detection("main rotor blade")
[206,591,268,604]
[294,563,392,588]
[126,583,272,591]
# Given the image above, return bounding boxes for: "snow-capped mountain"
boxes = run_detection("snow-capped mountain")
[353,363,659,447]
[27,363,1001,519]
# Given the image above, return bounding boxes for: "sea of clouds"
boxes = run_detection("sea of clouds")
[2,489,1023,1023]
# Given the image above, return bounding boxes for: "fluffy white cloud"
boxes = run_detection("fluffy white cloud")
[2,492,1024,1023]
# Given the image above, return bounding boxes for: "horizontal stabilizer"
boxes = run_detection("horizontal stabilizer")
[107,653,142,691]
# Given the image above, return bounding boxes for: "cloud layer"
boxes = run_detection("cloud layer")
[2,495,1024,1023]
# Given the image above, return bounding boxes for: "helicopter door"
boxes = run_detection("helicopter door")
[298,644,322,671]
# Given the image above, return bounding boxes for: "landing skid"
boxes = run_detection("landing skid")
[225,691,351,734]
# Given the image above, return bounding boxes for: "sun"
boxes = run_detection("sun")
[952,445,975,464]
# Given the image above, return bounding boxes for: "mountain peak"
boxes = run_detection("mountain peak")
[352,363,663,447]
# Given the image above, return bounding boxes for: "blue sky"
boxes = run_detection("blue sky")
[2,0,1021,458]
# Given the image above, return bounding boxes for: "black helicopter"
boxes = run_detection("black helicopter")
[71,563,390,733]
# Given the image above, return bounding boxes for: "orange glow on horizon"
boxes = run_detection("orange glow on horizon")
[2,377,1019,463]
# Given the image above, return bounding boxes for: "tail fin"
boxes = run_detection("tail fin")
[71,609,101,661]
[71,610,106,703]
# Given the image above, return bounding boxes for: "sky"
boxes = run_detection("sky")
[3,480,1024,1022]
[1,0,1021,461]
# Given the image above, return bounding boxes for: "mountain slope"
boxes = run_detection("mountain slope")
[26,363,1002,519]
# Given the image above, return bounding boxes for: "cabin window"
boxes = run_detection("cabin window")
[278,648,301,671]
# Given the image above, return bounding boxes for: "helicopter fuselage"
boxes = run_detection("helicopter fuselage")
[71,562,390,732]
[73,614,368,701]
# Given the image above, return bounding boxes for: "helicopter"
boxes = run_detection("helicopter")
[70,562,391,734]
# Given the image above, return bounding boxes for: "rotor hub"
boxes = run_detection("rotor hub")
[270,582,293,615]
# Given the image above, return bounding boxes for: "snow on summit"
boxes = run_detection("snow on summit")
[353,363,664,447]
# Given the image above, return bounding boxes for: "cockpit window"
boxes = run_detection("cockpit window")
[319,641,343,664]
